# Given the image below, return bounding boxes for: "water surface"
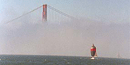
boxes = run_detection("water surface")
[0,55,130,65]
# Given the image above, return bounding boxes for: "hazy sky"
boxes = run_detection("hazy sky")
[0,0,130,58]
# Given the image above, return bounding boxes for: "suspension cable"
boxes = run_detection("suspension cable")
[6,5,43,24]
[48,5,76,20]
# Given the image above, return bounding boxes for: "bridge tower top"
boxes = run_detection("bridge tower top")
[42,4,47,22]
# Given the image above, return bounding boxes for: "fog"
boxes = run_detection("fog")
[0,18,129,58]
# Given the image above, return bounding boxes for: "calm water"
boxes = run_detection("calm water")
[0,55,130,65]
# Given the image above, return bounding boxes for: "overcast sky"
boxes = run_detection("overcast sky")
[0,0,130,58]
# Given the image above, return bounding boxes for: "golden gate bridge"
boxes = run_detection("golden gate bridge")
[6,4,76,24]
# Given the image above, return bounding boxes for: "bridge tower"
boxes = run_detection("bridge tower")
[42,4,47,22]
